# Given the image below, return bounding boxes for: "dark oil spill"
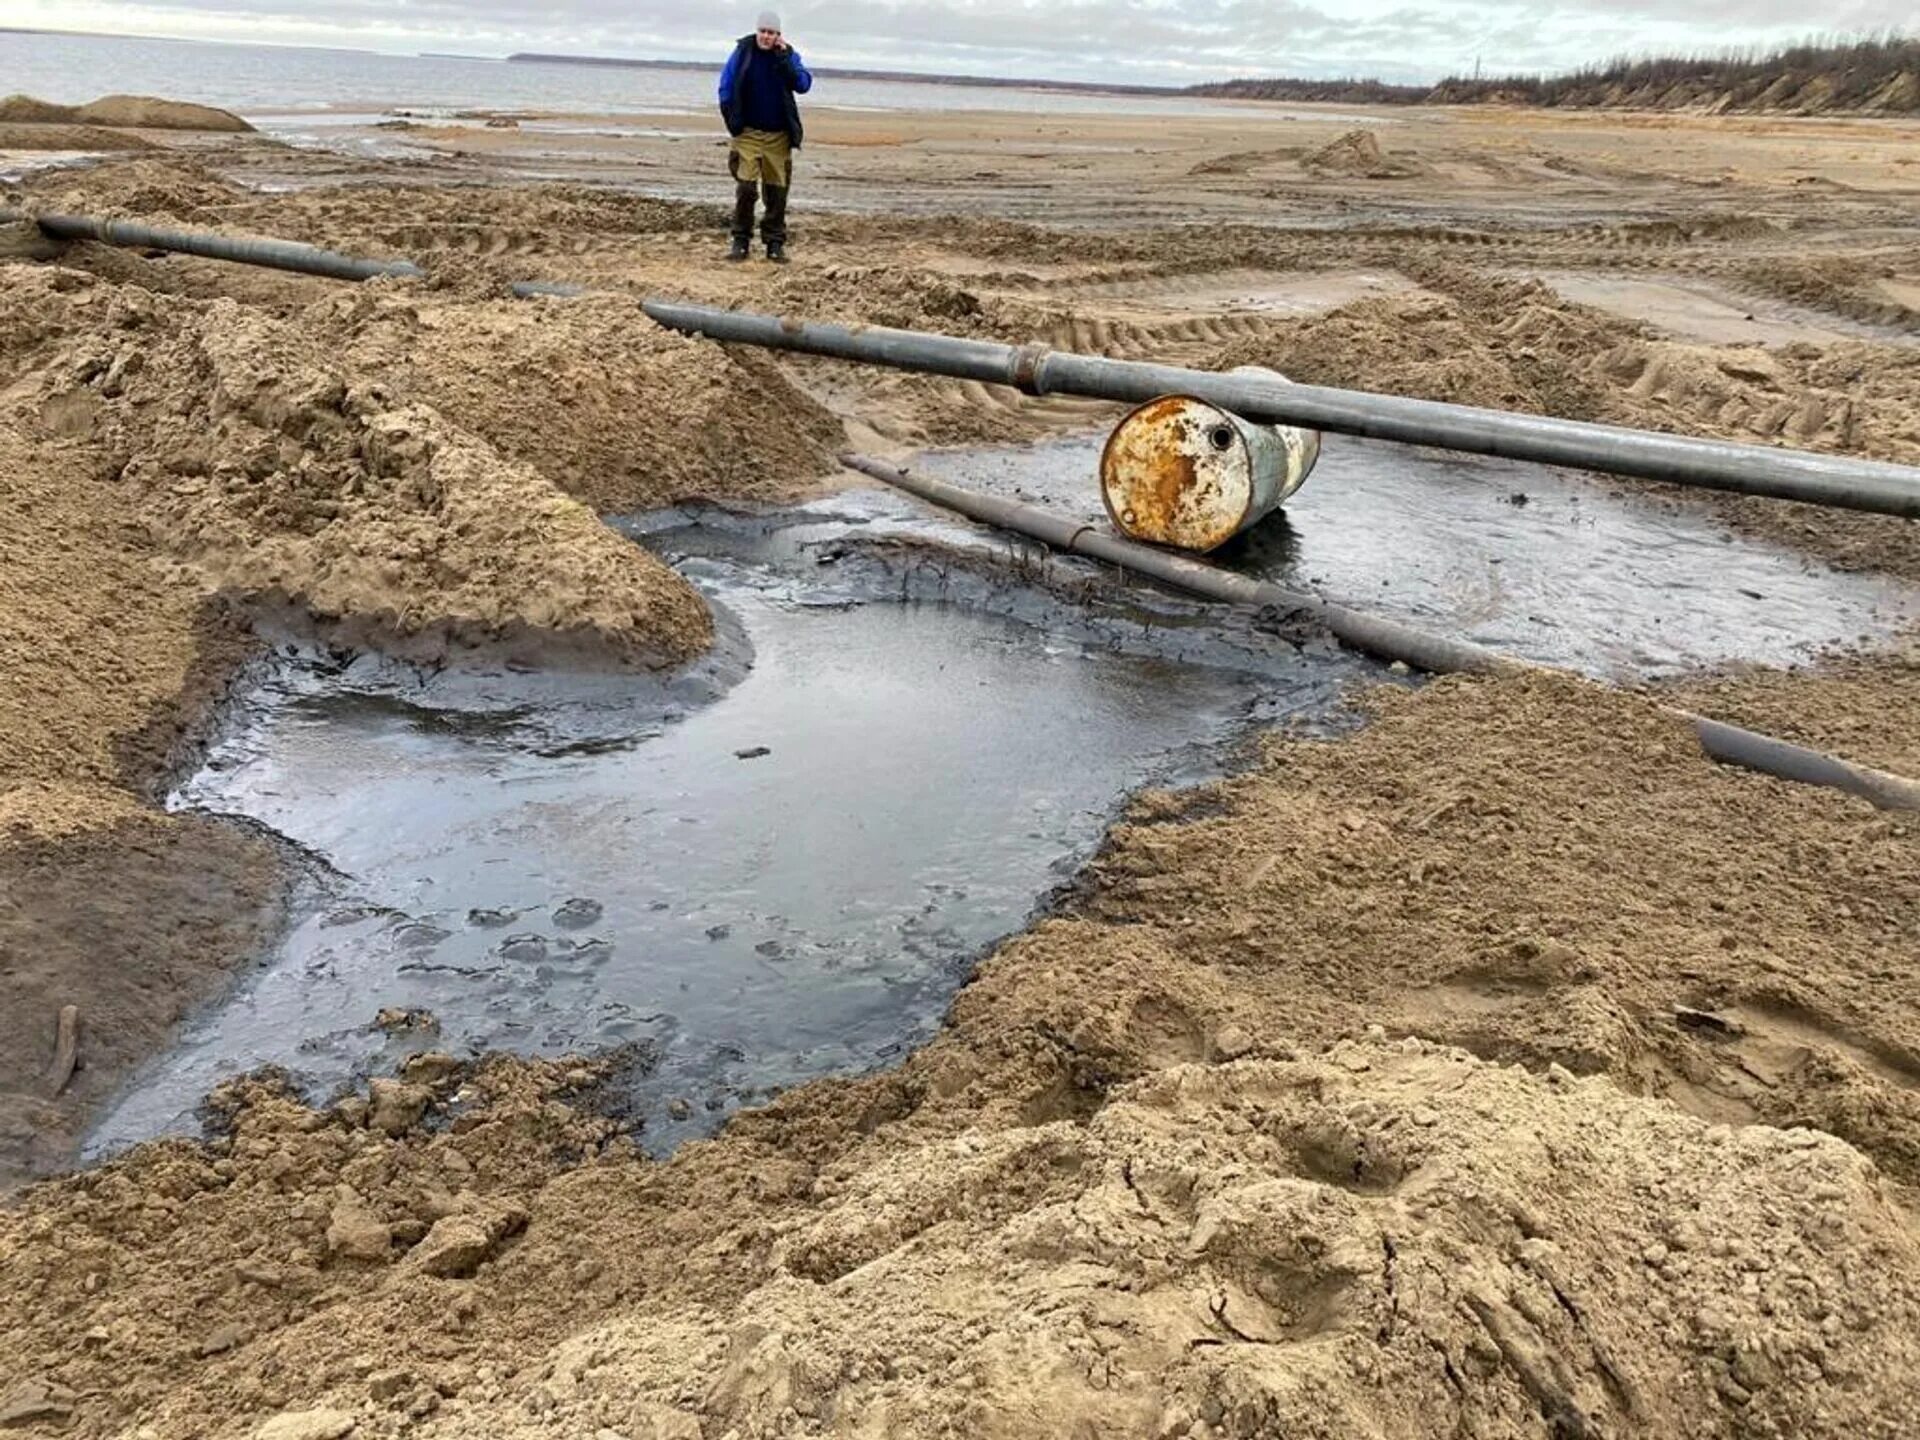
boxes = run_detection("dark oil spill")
[90,498,1372,1156]
[89,438,1919,1158]
[914,433,1920,678]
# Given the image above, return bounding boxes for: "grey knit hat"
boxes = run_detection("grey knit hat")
[757,10,782,30]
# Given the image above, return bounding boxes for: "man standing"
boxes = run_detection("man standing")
[717,11,812,264]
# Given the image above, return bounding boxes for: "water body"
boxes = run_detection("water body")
[0,32,1360,124]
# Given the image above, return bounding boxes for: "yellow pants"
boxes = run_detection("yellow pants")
[728,129,792,188]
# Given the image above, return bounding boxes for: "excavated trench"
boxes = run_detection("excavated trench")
[86,440,1920,1158]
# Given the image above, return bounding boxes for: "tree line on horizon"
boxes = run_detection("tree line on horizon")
[1188,33,1919,114]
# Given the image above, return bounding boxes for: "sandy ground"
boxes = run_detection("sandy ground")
[1,92,1918,1436]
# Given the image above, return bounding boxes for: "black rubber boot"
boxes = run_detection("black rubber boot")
[730,180,758,260]
[761,183,789,261]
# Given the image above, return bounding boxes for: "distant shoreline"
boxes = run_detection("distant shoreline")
[503,52,1183,98]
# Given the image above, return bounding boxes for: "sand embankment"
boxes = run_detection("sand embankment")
[0,93,253,132]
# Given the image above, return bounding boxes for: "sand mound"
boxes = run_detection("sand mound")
[6,154,245,221]
[76,95,253,132]
[787,264,993,330]
[1304,128,1423,179]
[320,288,845,513]
[1739,254,1920,331]
[1086,673,1919,1169]
[599,1043,1917,1440]
[2,267,711,666]
[1214,277,1615,414]
[0,1054,637,1431]
[0,95,72,125]
[0,422,236,796]
[1220,263,1920,464]
[3,993,1916,1435]
[0,93,251,132]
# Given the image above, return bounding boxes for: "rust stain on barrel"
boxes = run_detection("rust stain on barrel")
[1103,372,1319,551]
[1102,395,1248,549]
[1102,396,1201,540]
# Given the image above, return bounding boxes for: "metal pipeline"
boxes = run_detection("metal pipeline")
[0,207,426,283]
[842,453,1920,812]
[651,301,1920,521]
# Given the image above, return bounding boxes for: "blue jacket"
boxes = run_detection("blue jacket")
[718,34,812,147]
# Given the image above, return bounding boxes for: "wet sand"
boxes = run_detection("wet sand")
[1,92,1919,1438]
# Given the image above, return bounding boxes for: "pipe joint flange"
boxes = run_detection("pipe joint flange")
[1009,343,1050,396]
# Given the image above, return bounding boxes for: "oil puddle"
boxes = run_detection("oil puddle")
[91,439,1916,1157]
[89,500,1371,1157]
[914,434,1920,678]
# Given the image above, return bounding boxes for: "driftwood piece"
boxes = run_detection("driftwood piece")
[46,1004,80,1096]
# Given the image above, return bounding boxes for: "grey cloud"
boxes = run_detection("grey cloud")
[54,0,1918,83]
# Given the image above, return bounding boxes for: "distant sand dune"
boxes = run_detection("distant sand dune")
[0,92,252,132]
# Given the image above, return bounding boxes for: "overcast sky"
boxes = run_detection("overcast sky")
[5,0,1908,85]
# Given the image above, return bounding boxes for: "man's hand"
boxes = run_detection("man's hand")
[775,37,791,54]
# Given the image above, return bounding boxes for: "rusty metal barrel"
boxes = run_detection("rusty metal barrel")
[1099,368,1320,551]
